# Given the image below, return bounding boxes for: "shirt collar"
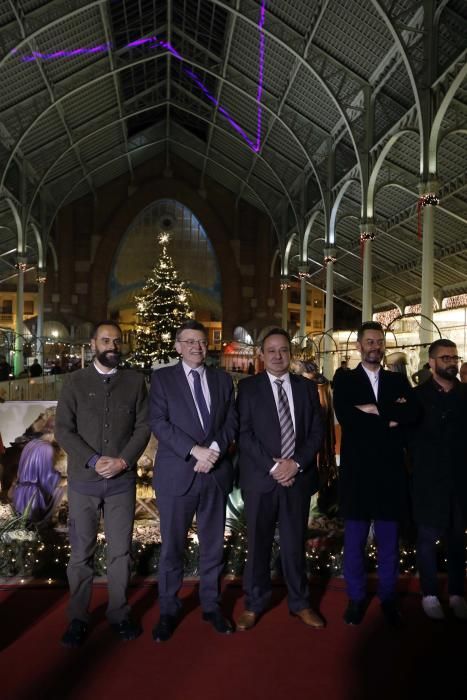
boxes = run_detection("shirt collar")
[93,361,118,376]
[183,361,205,378]
[361,364,380,382]
[266,370,290,386]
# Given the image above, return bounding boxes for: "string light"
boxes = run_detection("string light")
[419,193,439,208]
[359,231,375,243]
[132,231,193,367]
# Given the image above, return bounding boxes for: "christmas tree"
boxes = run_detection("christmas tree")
[133,232,193,367]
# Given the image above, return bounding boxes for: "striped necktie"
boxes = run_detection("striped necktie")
[274,379,295,458]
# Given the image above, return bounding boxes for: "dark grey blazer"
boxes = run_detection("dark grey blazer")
[149,362,238,496]
[55,364,150,483]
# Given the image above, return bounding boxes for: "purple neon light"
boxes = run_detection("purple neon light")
[14,0,267,153]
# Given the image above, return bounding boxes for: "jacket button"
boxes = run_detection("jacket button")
[104,439,109,444]
[104,424,109,428]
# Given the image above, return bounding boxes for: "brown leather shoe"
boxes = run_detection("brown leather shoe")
[292,608,325,629]
[236,610,258,631]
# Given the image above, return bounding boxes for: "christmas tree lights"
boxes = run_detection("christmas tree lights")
[133,232,193,367]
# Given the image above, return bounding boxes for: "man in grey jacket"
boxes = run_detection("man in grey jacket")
[55,321,150,647]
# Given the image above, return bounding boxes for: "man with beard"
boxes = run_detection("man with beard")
[409,339,467,620]
[333,321,415,625]
[55,321,150,647]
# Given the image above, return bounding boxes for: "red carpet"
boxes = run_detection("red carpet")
[0,578,466,700]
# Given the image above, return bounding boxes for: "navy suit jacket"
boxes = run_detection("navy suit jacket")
[237,371,324,494]
[149,362,238,496]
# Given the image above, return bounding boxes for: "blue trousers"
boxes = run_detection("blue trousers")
[344,519,399,602]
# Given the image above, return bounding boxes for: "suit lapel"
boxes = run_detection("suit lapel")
[174,362,204,432]
[290,373,304,441]
[356,363,378,401]
[378,367,388,399]
[260,371,282,435]
[205,367,217,434]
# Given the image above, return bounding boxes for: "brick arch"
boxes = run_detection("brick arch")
[90,177,241,335]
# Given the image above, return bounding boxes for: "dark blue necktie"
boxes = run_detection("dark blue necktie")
[191,369,210,432]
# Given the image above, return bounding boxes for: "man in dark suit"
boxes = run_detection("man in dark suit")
[333,321,415,626]
[236,328,324,631]
[149,320,237,641]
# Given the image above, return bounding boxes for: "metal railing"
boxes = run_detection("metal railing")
[0,375,65,401]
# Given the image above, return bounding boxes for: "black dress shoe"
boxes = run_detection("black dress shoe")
[343,599,366,626]
[61,619,88,648]
[111,618,142,641]
[202,610,234,634]
[381,599,403,626]
[152,614,178,642]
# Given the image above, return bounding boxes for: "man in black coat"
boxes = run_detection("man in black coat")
[236,329,324,631]
[333,321,415,625]
[409,338,467,620]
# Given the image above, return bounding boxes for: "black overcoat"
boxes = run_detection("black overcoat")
[333,363,416,520]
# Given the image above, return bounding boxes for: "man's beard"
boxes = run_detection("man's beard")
[97,350,121,368]
[363,350,383,365]
[436,365,458,380]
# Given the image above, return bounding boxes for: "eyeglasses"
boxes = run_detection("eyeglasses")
[435,355,462,363]
[178,339,208,347]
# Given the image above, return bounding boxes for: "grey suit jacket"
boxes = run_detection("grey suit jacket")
[55,364,150,484]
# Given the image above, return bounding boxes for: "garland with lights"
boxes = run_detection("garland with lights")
[1,503,455,582]
[417,193,440,239]
[133,232,193,367]
[0,493,460,581]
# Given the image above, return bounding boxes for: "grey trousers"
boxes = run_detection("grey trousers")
[67,483,136,624]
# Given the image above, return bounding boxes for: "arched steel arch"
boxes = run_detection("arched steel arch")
[270,249,280,278]
[329,179,360,245]
[429,61,467,173]
[369,0,423,161]
[26,98,302,234]
[283,233,298,276]
[3,197,23,254]
[367,129,418,218]
[29,222,44,267]
[38,100,301,240]
[3,31,325,212]
[303,210,325,263]
[45,137,281,245]
[209,0,363,185]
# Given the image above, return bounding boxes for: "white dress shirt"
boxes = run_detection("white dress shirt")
[266,370,297,431]
[361,364,381,401]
